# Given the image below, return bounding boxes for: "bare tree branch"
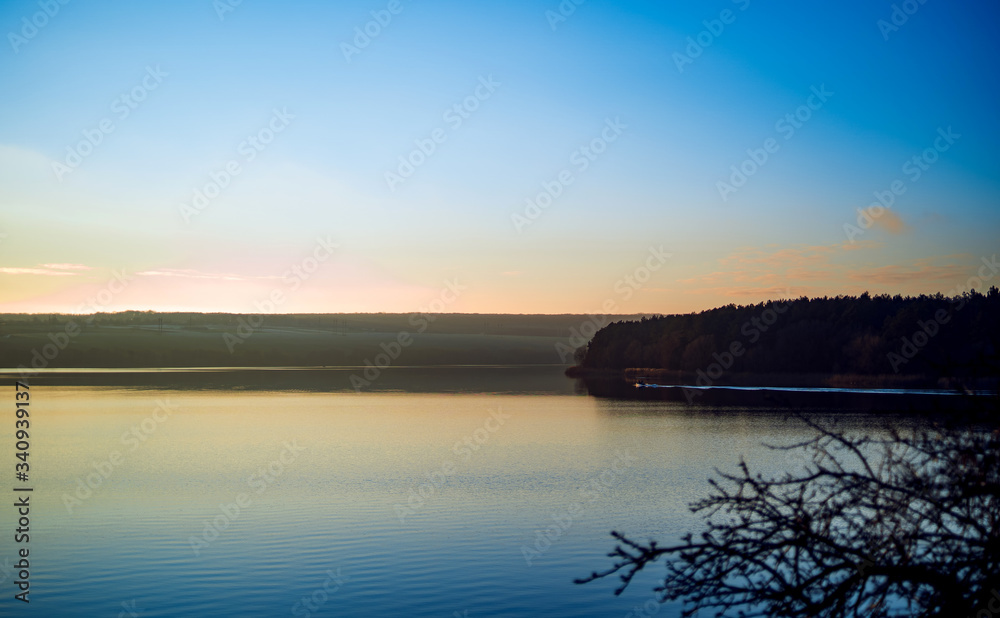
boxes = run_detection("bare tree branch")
[579,408,1000,617]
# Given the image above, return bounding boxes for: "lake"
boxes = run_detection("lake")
[2,367,918,617]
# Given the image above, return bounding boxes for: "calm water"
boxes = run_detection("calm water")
[2,368,898,617]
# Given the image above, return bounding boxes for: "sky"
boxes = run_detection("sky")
[1,0,998,315]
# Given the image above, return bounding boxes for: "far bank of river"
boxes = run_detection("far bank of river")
[567,367,998,413]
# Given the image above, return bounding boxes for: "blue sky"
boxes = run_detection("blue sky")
[1,0,998,313]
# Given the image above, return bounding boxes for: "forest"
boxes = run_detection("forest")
[578,289,1000,378]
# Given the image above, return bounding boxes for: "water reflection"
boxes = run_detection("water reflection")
[9,365,581,394]
[3,367,983,616]
[579,375,987,414]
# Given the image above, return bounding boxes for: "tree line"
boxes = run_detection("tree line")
[579,289,1000,377]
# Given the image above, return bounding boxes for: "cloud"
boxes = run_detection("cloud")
[785,267,836,281]
[725,286,793,297]
[719,244,836,269]
[680,285,794,298]
[681,244,846,287]
[677,271,727,285]
[0,262,94,276]
[839,239,883,251]
[677,241,980,301]
[0,267,78,276]
[870,209,909,234]
[41,263,93,271]
[847,261,970,285]
[135,268,269,282]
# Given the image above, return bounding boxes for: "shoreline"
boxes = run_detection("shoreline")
[565,366,999,391]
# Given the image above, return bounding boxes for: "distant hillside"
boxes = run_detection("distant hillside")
[578,291,1000,378]
[0,312,648,369]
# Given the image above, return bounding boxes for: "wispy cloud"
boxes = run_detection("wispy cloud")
[678,242,979,300]
[0,265,87,276]
[870,209,909,235]
[134,268,271,282]
[680,244,848,287]
[681,285,795,298]
[677,271,727,285]
[785,267,836,281]
[41,263,93,271]
[839,239,883,251]
[847,260,971,285]
[719,245,838,269]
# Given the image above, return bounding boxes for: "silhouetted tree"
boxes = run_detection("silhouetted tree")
[578,412,1000,617]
